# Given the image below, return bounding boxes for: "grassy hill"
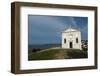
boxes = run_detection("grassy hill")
[28,48,87,60]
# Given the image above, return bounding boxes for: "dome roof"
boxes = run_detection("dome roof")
[62,25,80,33]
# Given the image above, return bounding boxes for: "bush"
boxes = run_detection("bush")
[82,48,88,51]
[32,48,41,53]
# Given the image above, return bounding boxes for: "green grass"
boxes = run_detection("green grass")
[28,49,61,60]
[65,49,88,59]
[28,48,88,61]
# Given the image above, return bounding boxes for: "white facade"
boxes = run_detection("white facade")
[61,27,82,50]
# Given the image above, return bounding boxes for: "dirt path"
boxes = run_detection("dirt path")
[55,50,71,59]
[55,50,65,59]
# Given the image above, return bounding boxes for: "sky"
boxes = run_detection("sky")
[28,15,88,45]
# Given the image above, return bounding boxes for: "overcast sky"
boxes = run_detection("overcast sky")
[28,15,88,45]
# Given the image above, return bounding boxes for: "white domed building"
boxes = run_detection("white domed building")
[61,26,82,50]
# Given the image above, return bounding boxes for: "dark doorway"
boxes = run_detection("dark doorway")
[64,38,66,44]
[70,42,73,48]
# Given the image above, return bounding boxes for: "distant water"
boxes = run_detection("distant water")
[28,44,61,49]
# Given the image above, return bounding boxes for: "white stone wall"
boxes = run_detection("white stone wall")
[62,30,82,50]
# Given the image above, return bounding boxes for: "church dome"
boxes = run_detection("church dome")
[62,25,80,33]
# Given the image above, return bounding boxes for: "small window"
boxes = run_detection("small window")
[76,38,78,43]
[64,38,66,44]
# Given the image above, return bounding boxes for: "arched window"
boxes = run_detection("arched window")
[64,38,66,44]
[76,38,78,43]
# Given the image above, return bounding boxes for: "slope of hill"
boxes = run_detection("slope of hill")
[28,48,87,60]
